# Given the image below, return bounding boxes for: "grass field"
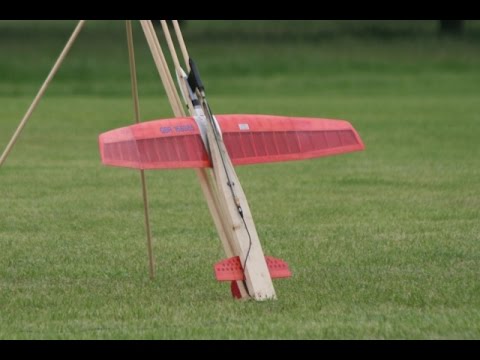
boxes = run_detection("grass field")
[0,20,480,339]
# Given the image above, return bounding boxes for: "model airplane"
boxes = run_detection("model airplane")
[99,56,364,300]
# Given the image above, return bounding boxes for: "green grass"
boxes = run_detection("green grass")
[0,20,480,339]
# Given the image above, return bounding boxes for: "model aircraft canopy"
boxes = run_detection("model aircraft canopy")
[99,114,364,170]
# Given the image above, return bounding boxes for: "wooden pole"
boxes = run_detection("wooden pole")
[126,20,155,280]
[160,20,249,298]
[139,21,184,116]
[172,20,191,72]
[202,114,277,300]
[0,20,86,167]
[160,21,183,75]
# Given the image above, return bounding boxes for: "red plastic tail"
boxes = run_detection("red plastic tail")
[214,256,291,282]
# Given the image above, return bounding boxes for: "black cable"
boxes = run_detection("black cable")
[239,211,253,274]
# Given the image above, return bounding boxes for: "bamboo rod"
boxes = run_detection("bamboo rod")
[0,20,86,167]
[159,21,195,112]
[160,21,182,73]
[126,20,155,280]
[172,20,191,71]
[139,21,184,117]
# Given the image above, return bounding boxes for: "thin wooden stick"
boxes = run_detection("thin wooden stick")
[0,20,86,167]
[139,21,184,116]
[126,20,155,280]
[172,20,191,71]
[159,21,195,112]
[160,21,182,73]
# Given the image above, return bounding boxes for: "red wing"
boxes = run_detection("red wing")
[99,117,209,170]
[99,115,364,170]
[217,114,364,166]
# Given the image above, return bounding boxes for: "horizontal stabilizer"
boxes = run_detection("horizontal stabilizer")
[214,256,291,282]
[99,114,364,169]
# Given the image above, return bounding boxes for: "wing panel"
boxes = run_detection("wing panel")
[99,117,210,170]
[99,114,365,170]
[216,115,365,166]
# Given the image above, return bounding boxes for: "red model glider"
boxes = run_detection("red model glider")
[98,48,365,301]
